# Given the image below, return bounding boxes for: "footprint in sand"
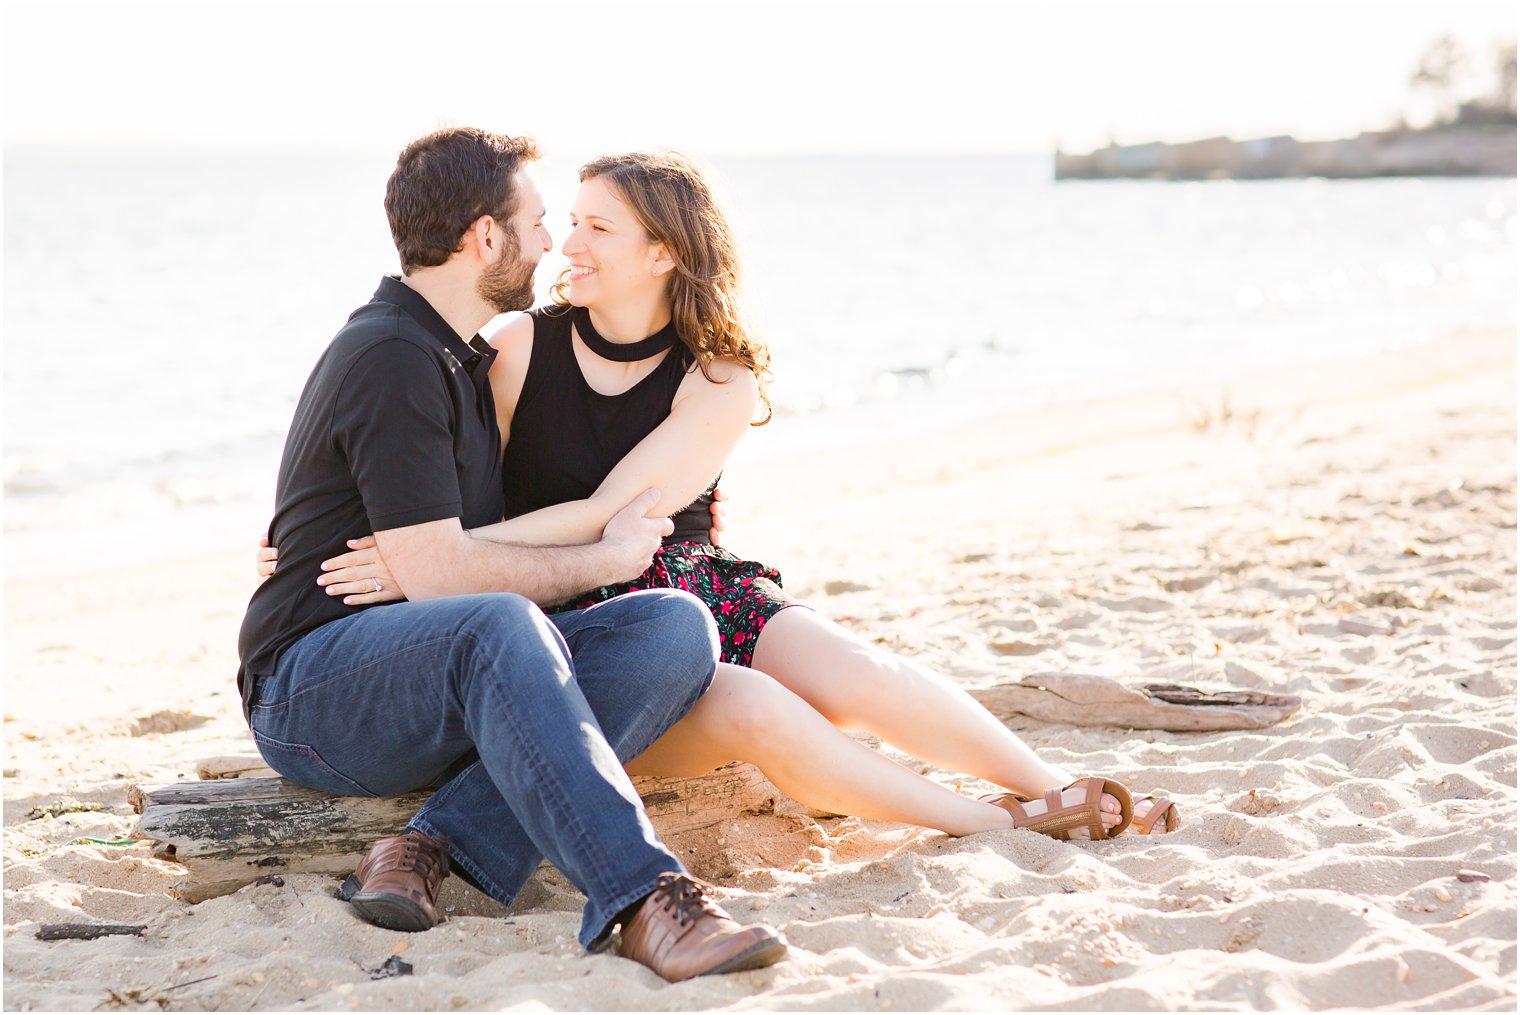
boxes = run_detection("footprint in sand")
[1358,589,1424,610]
[126,710,214,737]
[1093,595,1173,613]
[1402,723,1515,765]
[1161,574,1217,593]
[1336,617,1393,637]
[1452,671,1509,697]
[1414,487,1466,509]
[822,579,872,595]
[989,639,1047,656]
[1211,623,1268,644]
[979,618,1040,634]
[1340,644,1376,664]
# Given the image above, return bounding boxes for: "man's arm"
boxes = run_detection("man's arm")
[333,340,666,604]
[375,488,671,604]
[467,360,757,548]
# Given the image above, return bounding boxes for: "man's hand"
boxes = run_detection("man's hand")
[364,489,673,606]
[601,488,673,584]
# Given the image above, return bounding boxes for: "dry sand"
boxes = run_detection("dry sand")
[4,330,1515,1011]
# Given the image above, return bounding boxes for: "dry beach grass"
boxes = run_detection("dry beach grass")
[3,330,1514,1011]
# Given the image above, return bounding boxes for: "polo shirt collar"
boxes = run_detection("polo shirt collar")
[373,275,498,377]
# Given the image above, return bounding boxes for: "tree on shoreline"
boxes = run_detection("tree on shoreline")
[1407,35,1517,128]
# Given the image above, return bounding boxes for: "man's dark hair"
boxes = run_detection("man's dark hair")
[384,127,542,274]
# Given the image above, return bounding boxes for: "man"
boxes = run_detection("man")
[238,127,785,981]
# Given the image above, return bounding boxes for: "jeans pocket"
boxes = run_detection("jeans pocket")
[250,728,379,798]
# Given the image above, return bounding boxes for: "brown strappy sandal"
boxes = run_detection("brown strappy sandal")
[983,777,1135,841]
[1130,795,1181,835]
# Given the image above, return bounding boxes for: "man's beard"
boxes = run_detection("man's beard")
[477,234,538,313]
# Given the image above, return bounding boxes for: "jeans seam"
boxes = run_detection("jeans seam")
[583,860,684,949]
[408,814,510,905]
[411,764,518,905]
[249,725,378,797]
[273,631,463,711]
[470,626,629,905]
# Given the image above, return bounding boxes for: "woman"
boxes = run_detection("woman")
[267,152,1178,841]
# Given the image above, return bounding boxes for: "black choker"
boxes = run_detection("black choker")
[571,306,679,362]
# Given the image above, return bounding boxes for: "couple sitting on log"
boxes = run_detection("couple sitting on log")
[239,127,1181,983]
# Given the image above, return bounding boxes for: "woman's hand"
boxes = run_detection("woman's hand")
[708,486,727,546]
[256,536,278,581]
[317,535,406,605]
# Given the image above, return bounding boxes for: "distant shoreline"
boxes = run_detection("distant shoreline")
[1055,123,1517,180]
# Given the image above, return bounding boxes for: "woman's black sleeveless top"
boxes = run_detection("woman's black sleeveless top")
[501,307,717,544]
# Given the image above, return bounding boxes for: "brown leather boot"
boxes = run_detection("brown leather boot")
[337,830,450,932]
[617,873,786,981]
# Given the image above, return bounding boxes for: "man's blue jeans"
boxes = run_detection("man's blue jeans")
[246,589,718,948]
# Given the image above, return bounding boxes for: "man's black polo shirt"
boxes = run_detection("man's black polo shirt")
[237,276,504,714]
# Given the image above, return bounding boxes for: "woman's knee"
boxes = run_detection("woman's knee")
[754,609,911,726]
[703,666,818,756]
[804,643,923,728]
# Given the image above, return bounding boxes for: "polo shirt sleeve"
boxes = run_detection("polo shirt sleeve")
[330,338,464,532]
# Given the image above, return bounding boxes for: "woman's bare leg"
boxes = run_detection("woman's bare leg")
[627,663,1016,836]
[748,607,1132,832]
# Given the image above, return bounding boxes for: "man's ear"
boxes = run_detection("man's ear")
[462,215,497,262]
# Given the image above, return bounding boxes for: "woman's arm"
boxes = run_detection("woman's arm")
[290,320,747,602]
[472,359,759,548]
[311,366,753,602]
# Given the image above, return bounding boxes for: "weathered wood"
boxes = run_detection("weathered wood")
[130,763,780,902]
[969,672,1301,731]
[35,923,147,941]
[128,677,1286,904]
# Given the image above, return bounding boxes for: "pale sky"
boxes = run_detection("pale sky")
[3,0,1515,155]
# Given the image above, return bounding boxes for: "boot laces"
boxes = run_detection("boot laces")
[652,873,721,928]
[397,832,450,881]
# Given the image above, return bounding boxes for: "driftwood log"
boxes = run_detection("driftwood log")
[968,672,1301,732]
[132,676,1295,901]
[130,763,782,903]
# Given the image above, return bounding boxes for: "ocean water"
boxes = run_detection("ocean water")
[4,146,1515,575]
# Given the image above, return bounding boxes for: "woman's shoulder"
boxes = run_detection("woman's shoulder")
[679,354,759,409]
[486,314,538,409]
[529,303,574,335]
[487,311,534,354]
[689,354,757,386]
[490,305,575,349]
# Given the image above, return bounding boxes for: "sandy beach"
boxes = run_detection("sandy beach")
[3,329,1514,1011]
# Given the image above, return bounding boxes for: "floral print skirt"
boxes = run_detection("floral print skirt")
[551,542,798,667]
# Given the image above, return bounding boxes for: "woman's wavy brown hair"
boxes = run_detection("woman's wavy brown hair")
[551,152,772,424]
